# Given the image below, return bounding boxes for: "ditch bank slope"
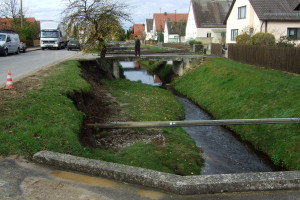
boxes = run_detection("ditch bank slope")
[173,57,300,171]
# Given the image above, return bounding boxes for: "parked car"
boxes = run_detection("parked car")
[67,39,81,51]
[0,31,20,56]
[19,42,27,53]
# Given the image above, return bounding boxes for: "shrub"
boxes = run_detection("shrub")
[277,36,296,47]
[252,32,275,46]
[236,33,252,45]
[188,40,203,46]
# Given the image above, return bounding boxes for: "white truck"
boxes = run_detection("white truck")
[40,21,67,50]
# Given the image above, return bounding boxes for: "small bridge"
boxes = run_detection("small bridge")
[100,54,204,78]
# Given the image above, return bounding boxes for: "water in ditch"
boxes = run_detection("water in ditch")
[121,61,273,175]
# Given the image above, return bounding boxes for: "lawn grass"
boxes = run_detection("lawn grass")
[173,57,300,170]
[0,60,203,175]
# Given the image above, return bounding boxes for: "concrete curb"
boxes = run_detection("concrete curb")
[26,47,41,52]
[33,151,300,195]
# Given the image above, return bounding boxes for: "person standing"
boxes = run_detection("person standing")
[135,35,141,57]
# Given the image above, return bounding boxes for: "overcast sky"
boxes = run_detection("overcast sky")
[24,0,190,29]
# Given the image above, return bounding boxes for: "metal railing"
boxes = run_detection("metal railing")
[88,118,300,129]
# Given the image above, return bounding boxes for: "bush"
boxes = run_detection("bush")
[18,26,34,41]
[277,36,296,47]
[188,40,203,46]
[236,33,252,45]
[252,32,275,46]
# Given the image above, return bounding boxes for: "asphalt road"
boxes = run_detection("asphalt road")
[0,48,76,87]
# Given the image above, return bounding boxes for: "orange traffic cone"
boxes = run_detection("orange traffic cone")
[4,70,13,90]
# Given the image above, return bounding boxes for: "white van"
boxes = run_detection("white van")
[0,31,20,56]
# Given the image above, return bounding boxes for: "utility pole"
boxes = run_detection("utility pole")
[175,10,177,21]
[20,0,23,27]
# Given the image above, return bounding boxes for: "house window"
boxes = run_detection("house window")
[238,6,246,19]
[207,33,212,38]
[288,28,300,40]
[231,29,238,41]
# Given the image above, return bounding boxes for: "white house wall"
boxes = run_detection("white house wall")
[226,0,261,43]
[153,19,157,40]
[164,22,169,43]
[144,21,152,40]
[186,2,198,40]
[197,28,226,43]
[267,21,300,44]
[226,0,300,44]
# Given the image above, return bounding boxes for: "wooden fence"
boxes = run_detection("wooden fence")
[211,43,223,56]
[228,44,300,74]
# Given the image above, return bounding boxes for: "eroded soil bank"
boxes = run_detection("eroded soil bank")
[73,61,166,151]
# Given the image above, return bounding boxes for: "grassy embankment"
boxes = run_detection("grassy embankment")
[172,57,300,170]
[139,61,173,83]
[0,60,203,175]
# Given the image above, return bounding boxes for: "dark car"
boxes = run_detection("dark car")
[67,39,81,51]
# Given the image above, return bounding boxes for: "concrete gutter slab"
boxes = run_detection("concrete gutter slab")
[33,151,300,195]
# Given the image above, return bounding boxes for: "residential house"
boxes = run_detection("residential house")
[0,17,36,30]
[224,0,300,44]
[185,0,232,45]
[153,13,188,42]
[164,21,186,43]
[133,24,145,38]
[145,18,154,40]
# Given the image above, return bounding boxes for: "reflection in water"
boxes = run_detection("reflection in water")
[121,61,162,86]
[122,61,273,175]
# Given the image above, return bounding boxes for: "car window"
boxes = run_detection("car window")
[6,36,11,42]
[0,34,6,41]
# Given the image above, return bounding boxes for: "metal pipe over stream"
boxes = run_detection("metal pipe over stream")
[88,118,300,129]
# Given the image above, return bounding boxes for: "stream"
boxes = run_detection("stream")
[121,61,273,175]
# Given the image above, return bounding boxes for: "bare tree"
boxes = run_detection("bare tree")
[0,0,20,18]
[62,0,131,57]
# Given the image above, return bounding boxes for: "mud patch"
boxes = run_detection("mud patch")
[51,171,117,188]
[74,61,165,151]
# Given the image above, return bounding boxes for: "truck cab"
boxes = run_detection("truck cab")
[40,21,67,50]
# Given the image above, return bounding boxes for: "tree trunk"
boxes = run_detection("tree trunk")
[99,39,107,58]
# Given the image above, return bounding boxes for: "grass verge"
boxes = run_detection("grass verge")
[0,60,203,175]
[172,57,300,170]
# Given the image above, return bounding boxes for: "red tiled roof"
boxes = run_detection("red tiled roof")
[153,13,188,32]
[133,24,145,36]
[0,17,36,30]
[0,18,12,29]
[25,18,36,23]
